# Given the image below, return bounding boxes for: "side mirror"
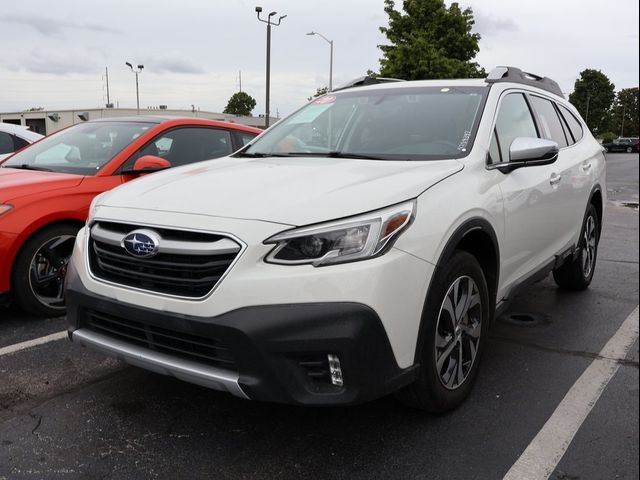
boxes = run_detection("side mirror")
[491,137,559,173]
[126,155,171,174]
[510,137,559,163]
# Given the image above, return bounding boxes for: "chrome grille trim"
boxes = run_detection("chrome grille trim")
[86,220,246,300]
[91,222,241,256]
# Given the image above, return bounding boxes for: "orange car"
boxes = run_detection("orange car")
[0,116,261,316]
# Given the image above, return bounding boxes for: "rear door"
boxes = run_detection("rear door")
[527,94,583,252]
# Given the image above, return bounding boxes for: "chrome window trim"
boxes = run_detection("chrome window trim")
[484,87,586,170]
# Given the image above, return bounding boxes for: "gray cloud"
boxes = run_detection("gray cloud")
[1,14,120,38]
[147,58,207,75]
[4,51,97,75]
[473,13,518,36]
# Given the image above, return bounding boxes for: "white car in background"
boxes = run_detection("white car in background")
[66,67,606,412]
[0,123,43,161]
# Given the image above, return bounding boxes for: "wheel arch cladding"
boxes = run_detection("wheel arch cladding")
[414,218,499,363]
[589,186,603,236]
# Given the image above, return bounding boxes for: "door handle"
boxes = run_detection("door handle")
[549,173,562,186]
[581,161,592,172]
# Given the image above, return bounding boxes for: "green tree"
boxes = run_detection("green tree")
[568,69,615,134]
[307,86,329,102]
[608,87,639,137]
[223,91,257,116]
[376,0,485,80]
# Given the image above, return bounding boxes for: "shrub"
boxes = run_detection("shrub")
[598,132,617,144]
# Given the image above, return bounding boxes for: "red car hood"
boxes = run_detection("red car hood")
[0,168,84,202]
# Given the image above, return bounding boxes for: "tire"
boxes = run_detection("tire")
[396,251,490,412]
[626,147,633,153]
[11,224,79,317]
[553,204,599,290]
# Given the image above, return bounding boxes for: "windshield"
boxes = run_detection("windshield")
[1,121,154,175]
[243,86,486,160]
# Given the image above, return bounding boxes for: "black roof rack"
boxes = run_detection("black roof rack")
[332,76,405,92]
[485,66,564,98]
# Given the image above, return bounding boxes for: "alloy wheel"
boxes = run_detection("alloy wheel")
[28,235,75,310]
[434,275,483,390]
[582,215,597,278]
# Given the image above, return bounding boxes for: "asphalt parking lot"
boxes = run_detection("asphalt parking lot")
[0,153,638,480]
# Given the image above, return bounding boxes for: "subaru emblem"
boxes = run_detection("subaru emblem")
[122,229,160,258]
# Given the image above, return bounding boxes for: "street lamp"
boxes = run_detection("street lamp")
[125,62,144,115]
[306,31,333,91]
[255,6,286,128]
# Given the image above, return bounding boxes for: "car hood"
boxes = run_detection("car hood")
[98,156,463,226]
[0,168,84,202]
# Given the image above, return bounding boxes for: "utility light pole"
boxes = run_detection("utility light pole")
[620,103,626,138]
[125,62,144,115]
[306,31,334,91]
[255,6,286,128]
[104,67,111,106]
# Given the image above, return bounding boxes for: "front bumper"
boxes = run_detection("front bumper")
[66,269,417,406]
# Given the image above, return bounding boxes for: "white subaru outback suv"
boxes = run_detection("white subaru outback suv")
[66,67,605,411]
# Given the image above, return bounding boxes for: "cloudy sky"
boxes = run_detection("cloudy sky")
[0,0,638,117]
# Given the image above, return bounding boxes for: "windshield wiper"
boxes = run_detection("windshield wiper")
[234,151,267,158]
[286,151,392,160]
[326,151,390,160]
[236,151,395,160]
[2,164,54,172]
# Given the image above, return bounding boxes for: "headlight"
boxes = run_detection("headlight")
[264,200,415,266]
[87,193,107,222]
[0,204,13,217]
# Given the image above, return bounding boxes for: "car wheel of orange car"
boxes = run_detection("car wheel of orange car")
[12,223,80,317]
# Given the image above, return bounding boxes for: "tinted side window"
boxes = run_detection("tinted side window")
[0,132,14,154]
[529,96,568,148]
[492,93,538,163]
[558,105,584,143]
[135,127,233,168]
[489,128,501,163]
[238,131,258,146]
[13,135,29,151]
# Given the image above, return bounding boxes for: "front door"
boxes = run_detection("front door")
[488,92,561,296]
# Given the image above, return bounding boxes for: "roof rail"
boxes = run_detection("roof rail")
[485,66,564,98]
[332,76,405,92]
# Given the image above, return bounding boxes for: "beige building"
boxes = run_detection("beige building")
[0,107,275,136]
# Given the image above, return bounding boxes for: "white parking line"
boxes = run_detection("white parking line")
[503,305,639,480]
[0,330,68,357]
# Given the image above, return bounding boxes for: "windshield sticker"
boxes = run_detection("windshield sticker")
[314,95,336,105]
[458,130,471,151]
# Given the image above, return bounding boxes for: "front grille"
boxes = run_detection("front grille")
[85,310,237,371]
[88,222,241,298]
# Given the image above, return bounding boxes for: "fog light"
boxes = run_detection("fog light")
[327,354,343,387]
